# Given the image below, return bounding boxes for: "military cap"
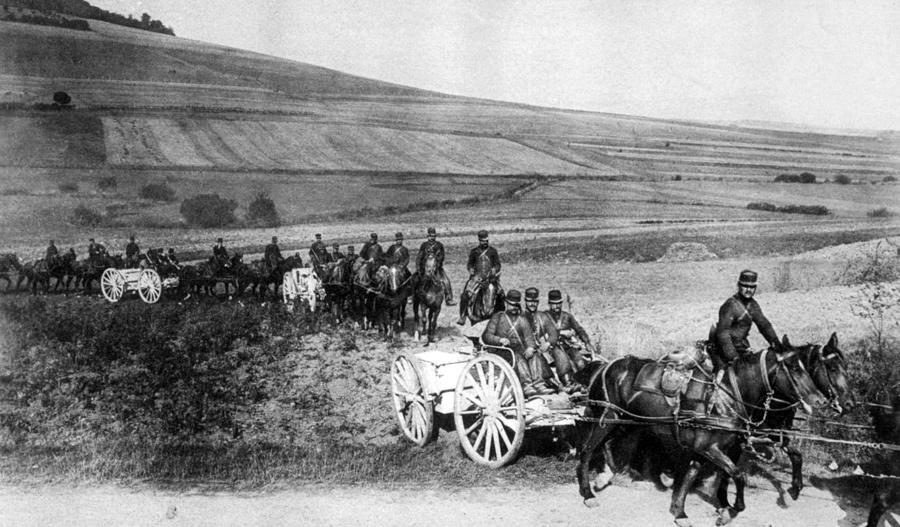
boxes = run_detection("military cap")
[332,242,339,248]
[49,239,55,244]
[89,238,95,242]
[548,290,563,303]
[395,232,404,240]
[315,233,322,239]
[348,245,355,251]
[370,232,378,240]
[427,227,436,235]
[505,289,522,303]
[129,235,135,241]
[524,287,539,301]
[477,229,489,240]
[217,237,223,243]
[272,236,278,242]
[738,270,758,287]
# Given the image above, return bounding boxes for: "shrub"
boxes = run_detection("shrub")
[58,182,78,193]
[868,207,895,218]
[799,172,816,183]
[833,174,852,184]
[96,176,117,191]
[747,202,778,212]
[180,193,237,227]
[139,182,176,202]
[246,192,280,227]
[70,204,103,226]
[774,173,800,183]
[884,175,897,183]
[747,202,829,215]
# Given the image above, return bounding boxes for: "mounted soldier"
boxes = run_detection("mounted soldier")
[481,290,554,398]
[87,238,104,266]
[457,230,501,326]
[264,236,283,274]
[546,289,596,391]
[416,227,455,306]
[45,240,59,268]
[385,232,411,281]
[125,235,140,268]
[212,237,230,271]
[165,248,179,267]
[523,287,562,393]
[709,270,783,384]
[345,246,357,267]
[308,233,328,274]
[328,243,345,263]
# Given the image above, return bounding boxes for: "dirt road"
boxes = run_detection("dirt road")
[1,478,891,527]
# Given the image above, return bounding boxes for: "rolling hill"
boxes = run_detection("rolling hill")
[2,13,898,178]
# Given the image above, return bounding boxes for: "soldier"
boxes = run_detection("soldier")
[546,289,596,390]
[329,243,345,263]
[457,230,501,326]
[710,270,782,382]
[87,238,100,263]
[212,237,229,269]
[345,246,358,266]
[308,233,328,270]
[166,248,179,267]
[360,233,384,267]
[264,236,283,273]
[523,287,565,393]
[45,239,59,267]
[385,232,411,280]
[481,290,554,398]
[125,235,140,268]
[416,227,455,305]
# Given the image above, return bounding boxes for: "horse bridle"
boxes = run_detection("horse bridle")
[810,345,846,412]
[763,348,815,414]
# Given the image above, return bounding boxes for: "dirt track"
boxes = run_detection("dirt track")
[1,477,893,527]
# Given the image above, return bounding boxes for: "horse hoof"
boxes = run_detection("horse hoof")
[583,497,600,509]
[673,516,692,527]
[659,471,674,488]
[715,507,736,526]
[787,487,800,501]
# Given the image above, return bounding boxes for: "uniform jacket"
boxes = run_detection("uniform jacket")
[417,240,445,271]
[525,310,559,348]
[482,310,536,356]
[213,244,228,258]
[547,310,591,345]
[715,294,779,359]
[308,241,328,265]
[385,244,409,268]
[125,242,140,258]
[360,241,383,265]
[264,243,282,264]
[45,244,58,261]
[467,245,501,277]
[328,250,345,263]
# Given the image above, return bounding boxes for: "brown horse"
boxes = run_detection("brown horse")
[575,344,827,526]
[0,253,23,291]
[374,263,411,339]
[866,390,900,527]
[412,256,443,344]
[323,257,352,319]
[465,271,504,324]
[27,251,77,294]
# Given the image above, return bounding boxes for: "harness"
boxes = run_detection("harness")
[503,313,524,351]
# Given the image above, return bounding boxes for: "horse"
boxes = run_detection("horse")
[322,257,352,319]
[412,255,443,344]
[866,389,900,527]
[465,271,504,324]
[245,254,304,299]
[713,333,853,505]
[0,253,23,291]
[27,251,77,294]
[76,253,124,293]
[575,342,828,527]
[352,259,379,329]
[374,263,411,339]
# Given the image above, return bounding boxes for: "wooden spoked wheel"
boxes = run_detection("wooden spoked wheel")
[453,354,526,468]
[390,352,435,446]
[282,271,297,304]
[138,269,162,303]
[100,268,125,302]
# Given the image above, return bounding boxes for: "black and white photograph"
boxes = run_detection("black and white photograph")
[1,1,899,525]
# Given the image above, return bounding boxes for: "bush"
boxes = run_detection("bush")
[180,193,237,227]
[868,207,895,218]
[746,202,778,212]
[96,176,117,191]
[139,182,176,202]
[747,202,829,215]
[884,175,897,183]
[774,173,816,183]
[833,174,852,185]
[799,172,816,183]
[58,182,78,193]
[246,192,280,227]
[70,204,103,226]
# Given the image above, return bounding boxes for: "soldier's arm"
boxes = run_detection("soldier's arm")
[543,314,559,346]
[416,244,426,268]
[568,313,591,344]
[435,243,445,267]
[481,315,503,346]
[715,301,738,360]
[466,249,476,274]
[520,319,537,357]
[491,248,501,273]
[750,301,780,348]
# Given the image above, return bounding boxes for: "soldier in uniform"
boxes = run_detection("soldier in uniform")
[481,290,554,398]
[87,238,100,264]
[360,233,384,268]
[328,243,345,263]
[710,270,782,382]
[125,235,140,268]
[546,289,596,389]
[416,227,455,305]
[385,232,411,280]
[308,233,328,271]
[523,287,567,393]
[457,230,501,326]
[264,236,283,273]
[45,240,59,267]
[166,248,179,267]
[212,237,229,270]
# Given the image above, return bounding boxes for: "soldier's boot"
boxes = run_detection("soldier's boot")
[456,293,469,325]
[522,382,540,399]
[442,274,456,306]
[531,379,555,395]
[560,373,581,394]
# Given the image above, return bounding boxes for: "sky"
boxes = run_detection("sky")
[89,0,900,131]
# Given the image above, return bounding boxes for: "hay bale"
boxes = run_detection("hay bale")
[657,242,718,262]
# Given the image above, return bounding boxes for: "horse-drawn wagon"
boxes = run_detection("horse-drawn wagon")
[390,339,586,468]
[282,266,323,311]
[100,267,164,303]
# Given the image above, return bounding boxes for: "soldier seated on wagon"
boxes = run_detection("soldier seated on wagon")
[125,235,140,268]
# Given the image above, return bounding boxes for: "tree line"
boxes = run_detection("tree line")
[4,0,174,35]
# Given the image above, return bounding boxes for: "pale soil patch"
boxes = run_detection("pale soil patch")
[657,242,719,262]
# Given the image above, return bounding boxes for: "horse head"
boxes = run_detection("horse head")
[765,339,828,416]
[423,255,437,277]
[792,333,853,415]
[354,259,372,287]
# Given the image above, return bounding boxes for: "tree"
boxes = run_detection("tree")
[52,91,71,107]
[180,194,237,227]
[246,192,280,227]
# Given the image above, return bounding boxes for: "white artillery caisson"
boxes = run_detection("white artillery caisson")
[390,340,585,468]
[100,268,165,303]
[282,266,323,312]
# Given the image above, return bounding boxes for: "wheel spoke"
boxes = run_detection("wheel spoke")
[460,389,484,409]
[498,378,513,406]
[392,371,411,394]
[495,419,513,450]
[496,413,518,432]
[464,372,487,405]
[471,420,488,452]
[464,416,484,435]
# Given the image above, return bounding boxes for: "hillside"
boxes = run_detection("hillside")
[1,18,899,178]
